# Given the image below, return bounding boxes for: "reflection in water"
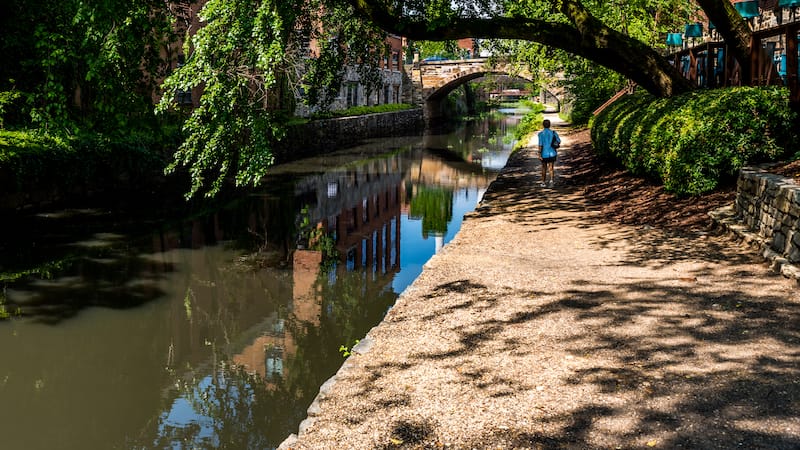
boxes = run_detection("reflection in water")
[410,186,453,238]
[0,110,522,449]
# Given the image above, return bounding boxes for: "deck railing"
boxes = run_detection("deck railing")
[666,10,800,104]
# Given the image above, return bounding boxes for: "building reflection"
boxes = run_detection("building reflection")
[230,154,404,384]
[146,142,504,391]
[0,111,518,449]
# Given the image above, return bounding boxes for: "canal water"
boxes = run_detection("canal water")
[0,108,523,449]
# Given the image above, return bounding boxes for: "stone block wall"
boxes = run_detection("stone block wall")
[275,108,423,163]
[735,167,800,262]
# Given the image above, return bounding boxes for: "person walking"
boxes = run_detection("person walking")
[537,119,560,187]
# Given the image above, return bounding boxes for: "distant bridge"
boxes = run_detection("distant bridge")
[405,58,547,122]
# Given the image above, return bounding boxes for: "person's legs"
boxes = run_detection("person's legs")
[541,159,556,186]
[540,159,548,186]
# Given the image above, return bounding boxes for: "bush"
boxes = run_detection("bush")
[0,89,26,129]
[0,131,73,189]
[591,87,797,196]
[513,102,546,141]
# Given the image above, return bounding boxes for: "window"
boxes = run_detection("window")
[298,35,311,58]
[265,346,284,379]
[347,82,359,107]
[176,89,193,106]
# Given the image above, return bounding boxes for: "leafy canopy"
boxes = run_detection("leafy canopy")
[0,0,175,133]
[157,0,389,198]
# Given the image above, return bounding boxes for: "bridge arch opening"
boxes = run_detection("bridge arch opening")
[415,60,536,123]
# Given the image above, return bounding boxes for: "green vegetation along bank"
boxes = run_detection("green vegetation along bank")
[0,107,424,210]
[591,87,798,196]
[512,101,547,151]
[0,127,177,209]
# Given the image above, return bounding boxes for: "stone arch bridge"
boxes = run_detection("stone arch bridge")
[404,58,560,122]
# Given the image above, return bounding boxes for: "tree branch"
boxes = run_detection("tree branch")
[348,0,694,96]
[694,0,752,82]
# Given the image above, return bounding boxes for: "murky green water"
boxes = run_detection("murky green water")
[0,110,523,449]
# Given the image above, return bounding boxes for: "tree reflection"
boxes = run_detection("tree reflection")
[409,186,454,238]
[144,362,305,449]
[135,257,398,449]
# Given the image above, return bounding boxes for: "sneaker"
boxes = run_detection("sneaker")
[540,182,547,187]
[547,181,554,187]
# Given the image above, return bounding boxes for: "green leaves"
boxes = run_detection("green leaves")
[158,0,302,198]
[2,0,175,133]
[157,0,394,198]
[592,87,798,196]
[303,0,386,110]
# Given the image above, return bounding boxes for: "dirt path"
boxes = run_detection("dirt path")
[282,115,800,449]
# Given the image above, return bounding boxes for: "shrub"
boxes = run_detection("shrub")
[0,130,73,190]
[591,87,797,196]
[513,102,546,141]
[0,88,26,129]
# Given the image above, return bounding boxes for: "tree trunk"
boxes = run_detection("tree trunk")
[695,0,753,84]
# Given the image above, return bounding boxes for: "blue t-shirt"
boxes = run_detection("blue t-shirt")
[538,128,560,158]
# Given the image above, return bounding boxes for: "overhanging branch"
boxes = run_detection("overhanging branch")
[348,0,694,96]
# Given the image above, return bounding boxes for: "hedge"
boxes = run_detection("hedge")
[591,87,798,196]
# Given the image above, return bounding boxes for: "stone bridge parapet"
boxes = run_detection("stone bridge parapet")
[405,58,538,122]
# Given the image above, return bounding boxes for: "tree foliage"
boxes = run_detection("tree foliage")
[426,0,692,123]
[592,87,797,196]
[2,0,763,199]
[156,0,298,198]
[348,0,751,97]
[0,0,175,133]
[157,0,390,198]
[302,2,387,108]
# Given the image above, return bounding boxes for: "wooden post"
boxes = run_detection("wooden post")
[725,44,735,86]
[750,34,760,86]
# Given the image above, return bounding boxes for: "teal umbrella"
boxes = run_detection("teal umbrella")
[734,0,760,18]
[666,33,683,47]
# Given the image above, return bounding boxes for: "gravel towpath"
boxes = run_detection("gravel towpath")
[282,115,800,449]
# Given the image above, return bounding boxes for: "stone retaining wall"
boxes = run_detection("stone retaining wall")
[735,167,800,262]
[275,108,423,163]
